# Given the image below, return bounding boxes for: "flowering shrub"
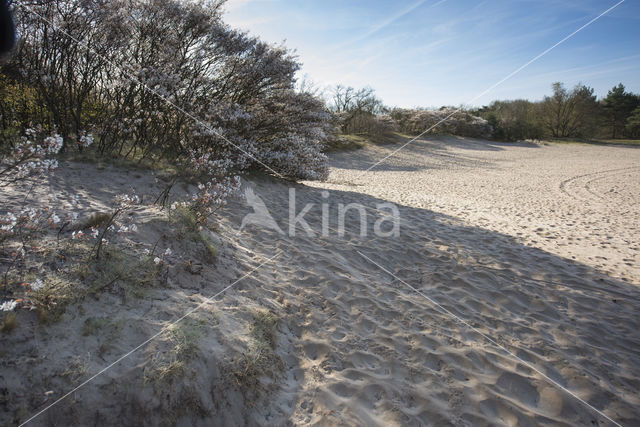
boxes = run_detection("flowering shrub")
[189,177,241,225]
[250,92,331,180]
[89,193,140,259]
[78,132,94,149]
[0,128,68,296]
[7,0,333,182]
[0,206,62,245]
[0,128,63,185]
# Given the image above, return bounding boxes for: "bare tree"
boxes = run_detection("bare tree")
[329,85,383,114]
[540,82,598,138]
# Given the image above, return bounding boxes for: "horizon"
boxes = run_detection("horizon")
[224,0,640,109]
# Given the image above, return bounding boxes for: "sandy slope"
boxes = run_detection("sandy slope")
[216,137,640,425]
[2,137,640,426]
[227,137,640,425]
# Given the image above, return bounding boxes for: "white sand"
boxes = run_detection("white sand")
[231,137,640,425]
[2,138,640,425]
[314,137,640,284]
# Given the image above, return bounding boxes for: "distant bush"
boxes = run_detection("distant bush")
[474,82,640,142]
[475,100,544,141]
[327,85,397,137]
[333,111,397,136]
[540,83,601,138]
[603,84,640,139]
[390,108,492,139]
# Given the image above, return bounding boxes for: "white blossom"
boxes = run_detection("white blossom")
[79,132,94,148]
[43,134,63,154]
[0,300,18,311]
[31,279,44,291]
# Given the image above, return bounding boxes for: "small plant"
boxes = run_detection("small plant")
[85,246,164,298]
[250,310,280,350]
[174,149,242,227]
[90,193,140,260]
[27,275,80,323]
[228,309,283,402]
[75,212,111,231]
[170,204,200,233]
[81,317,115,336]
[60,354,90,384]
[0,128,62,186]
[144,317,205,383]
[200,235,218,261]
[0,312,18,333]
[169,205,218,261]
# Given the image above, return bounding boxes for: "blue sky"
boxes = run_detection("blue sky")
[224,0,640,108]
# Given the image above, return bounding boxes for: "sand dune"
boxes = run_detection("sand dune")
[313,137,640,284]
[2,137,640,426]
[228,137,640,425]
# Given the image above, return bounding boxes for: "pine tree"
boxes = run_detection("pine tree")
[602,83,640,138]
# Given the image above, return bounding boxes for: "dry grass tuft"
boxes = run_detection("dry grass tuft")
[144,316,205,383]
[29,275,81,323]
[83,245,164,298]
[250,310,280,350]
[60,354,90,384]
[228,309,284,403]
[170,206,218,261]
[0,312,18,333]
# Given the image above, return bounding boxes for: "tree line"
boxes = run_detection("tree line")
[326,82,640,142]
[475,82,640,141]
